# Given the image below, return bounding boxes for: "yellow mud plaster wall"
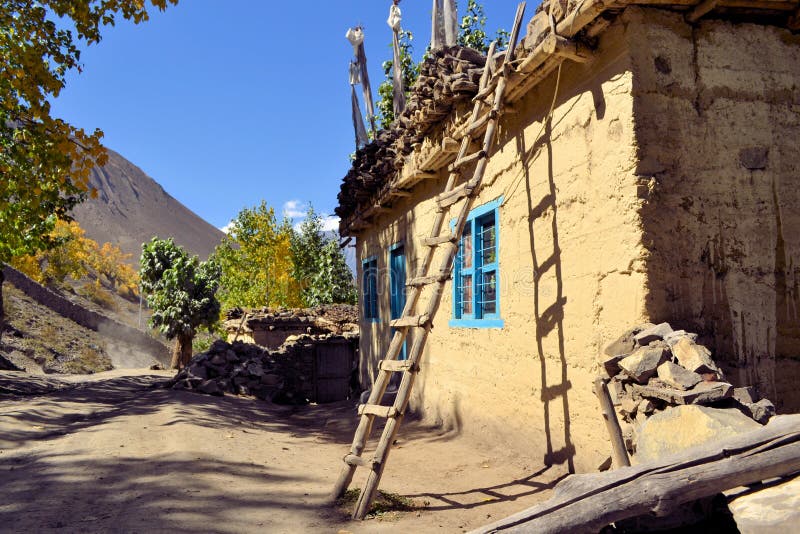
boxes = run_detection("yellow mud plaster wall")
[356,21,648,472]
[627,8,800,412]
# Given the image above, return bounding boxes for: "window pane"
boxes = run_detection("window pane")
[461,227,473,269]
[480,270,497,315]
[480,218,496,265]
[461,274,473,314]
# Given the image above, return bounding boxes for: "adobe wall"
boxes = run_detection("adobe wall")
[356,20,648,472]
[627,8,800,412]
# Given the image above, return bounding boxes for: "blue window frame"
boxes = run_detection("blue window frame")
[389,242,408,360]
[362,256,379,321]
[451,197,503,329]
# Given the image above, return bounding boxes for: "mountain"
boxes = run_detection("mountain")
[71,148,224,263]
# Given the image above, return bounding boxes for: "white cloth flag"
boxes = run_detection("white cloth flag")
[345,26,376,134]
[388,4,406,117]
[431,0,457,49]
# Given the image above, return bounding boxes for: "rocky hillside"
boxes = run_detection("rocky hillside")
[72,147,224,263]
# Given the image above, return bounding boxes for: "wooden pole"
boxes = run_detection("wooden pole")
[593,377,630,468]
[472,416,800,533]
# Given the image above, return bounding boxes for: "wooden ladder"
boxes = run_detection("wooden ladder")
[331,3,527,520]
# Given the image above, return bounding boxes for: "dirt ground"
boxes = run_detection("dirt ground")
[0,369,565,533]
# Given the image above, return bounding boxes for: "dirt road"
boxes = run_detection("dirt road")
[0,370,563,533]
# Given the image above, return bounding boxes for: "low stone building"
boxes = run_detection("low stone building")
[336,0,800,472]
[224,305,358,349]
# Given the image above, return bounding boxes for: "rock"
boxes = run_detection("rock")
[620,396,639,419]
[638,398,656,415]
[261,374,281,386]
[186,364,208,380]
[633,322,673,346]
[608,379,624,406]
[618,343,669,383]
[663,329,698,346]
[738,146,769,170]
[671,337,719,374]
[657,361,703,390]
[635,405,761,463]
[633,380,733,405]
[727,474,800,534]
[733,386,759,405]
[197,379,223,396]
[740,398,776,424]
[603,325,654,377]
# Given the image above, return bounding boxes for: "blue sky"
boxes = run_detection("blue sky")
[52,0,527,231]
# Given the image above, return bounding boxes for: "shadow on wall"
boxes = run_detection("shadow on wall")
[516,117,576,473]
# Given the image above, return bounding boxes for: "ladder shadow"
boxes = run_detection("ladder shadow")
[403,465,566,511]
[516,116,576,472]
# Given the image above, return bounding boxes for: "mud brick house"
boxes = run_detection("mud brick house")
[336,0,800,471]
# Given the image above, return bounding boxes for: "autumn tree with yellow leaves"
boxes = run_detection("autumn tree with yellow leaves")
[11,219,140,302]
[212,201,303,310]
[0,0,177,340]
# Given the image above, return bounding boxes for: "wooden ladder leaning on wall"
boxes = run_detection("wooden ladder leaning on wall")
[331,2,528,520]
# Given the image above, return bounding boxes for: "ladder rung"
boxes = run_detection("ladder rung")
[343,454,367,467]
[390,314,430,328]
[437,183,475,209]
[449,150,486,172]
[380,359,416,372]
[473,76,499,102]
[422,234,456,246]
[467,109,499,135]
[358,404,398,418]
[407,273,450,287]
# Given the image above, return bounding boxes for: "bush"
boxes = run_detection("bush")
[64,345,113,374]
[78,281,119,312]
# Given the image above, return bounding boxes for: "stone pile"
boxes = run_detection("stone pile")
[224,304,358,349]
[336,45,486,222]
[169,332,357,404]
[603,322,777,454]
[227,304,358,326]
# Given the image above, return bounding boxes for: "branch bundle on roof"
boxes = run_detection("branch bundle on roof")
[335,45,486,224]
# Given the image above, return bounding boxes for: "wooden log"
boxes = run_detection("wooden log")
[471,415,800,534]
[686,0,720,22]
[593,377,631,468]
[541,34,594,63]
[789,5,800,30]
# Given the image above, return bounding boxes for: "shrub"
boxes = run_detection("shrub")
[78,281,119,312]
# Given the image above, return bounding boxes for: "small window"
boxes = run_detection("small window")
[362,256,379,321]
[452,198,503,328]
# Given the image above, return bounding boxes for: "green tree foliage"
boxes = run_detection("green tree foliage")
[372,2,508,131]
[305,240,357,307]
[140,238,220,369]
[290,206,356,307]
[0,0,177,340]
[212,201,301,310]
[375,30,419,130]
[457,0,510,53]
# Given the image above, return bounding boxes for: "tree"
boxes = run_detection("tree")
[212,201,301,310]
[0,0,177,342]
[305,240,357,307]
[375,30,419,130]
[11,219,140,299]
[290,206,356,307]
[457,0,510,53]
[140,238,220,369]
